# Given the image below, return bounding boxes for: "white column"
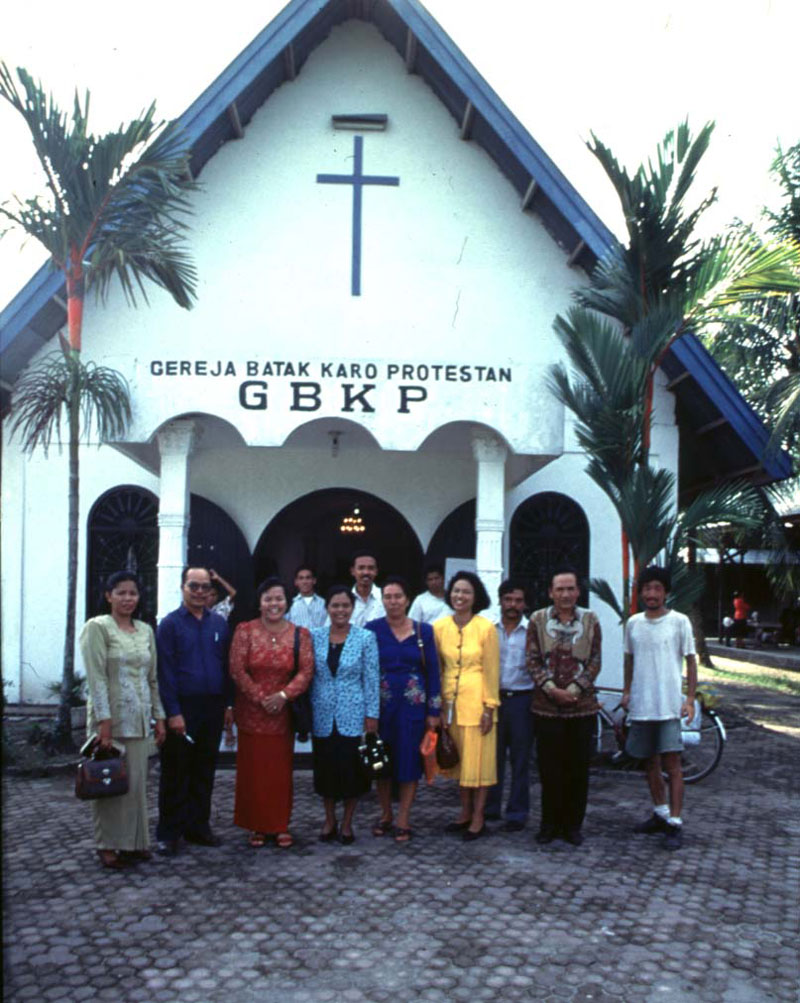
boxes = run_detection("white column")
[156,420,196,620]
[471,430,507,613]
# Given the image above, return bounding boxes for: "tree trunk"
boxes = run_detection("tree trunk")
[56,371,80,750]
[689,605,713,669]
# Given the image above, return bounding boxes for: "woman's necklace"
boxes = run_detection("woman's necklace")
[263,619,289,644]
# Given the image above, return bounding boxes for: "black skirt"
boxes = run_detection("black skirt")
[312,726,369,801]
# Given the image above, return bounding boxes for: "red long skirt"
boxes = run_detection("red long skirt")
[234,730,293,833]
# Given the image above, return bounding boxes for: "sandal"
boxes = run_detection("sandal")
[248,832,267,848]
[96,850,128,870]
[394,827,413,843]
[372,818,394,837]
[276,832,293,849]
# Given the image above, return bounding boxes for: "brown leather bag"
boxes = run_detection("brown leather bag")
[435,725,460,769]
[75,746,128,800]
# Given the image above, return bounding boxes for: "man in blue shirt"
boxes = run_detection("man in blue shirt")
[156,566,234,856]
[485,579,533,831]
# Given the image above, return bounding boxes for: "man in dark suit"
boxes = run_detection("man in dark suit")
[156,566,234,856]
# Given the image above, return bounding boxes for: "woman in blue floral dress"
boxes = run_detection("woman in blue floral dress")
[365,577,441,842]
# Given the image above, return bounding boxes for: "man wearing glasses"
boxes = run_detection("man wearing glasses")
[155,567,234,856]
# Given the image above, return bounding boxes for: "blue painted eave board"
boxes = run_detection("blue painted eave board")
[668,333,792,481]
[0,263,64,354]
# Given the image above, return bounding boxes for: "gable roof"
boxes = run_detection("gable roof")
[0,0,790,489]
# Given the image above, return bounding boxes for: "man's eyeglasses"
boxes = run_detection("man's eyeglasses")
[186,582,212,592]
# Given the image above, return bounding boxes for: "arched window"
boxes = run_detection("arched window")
[86,486,159,622]
[509,492,590,609]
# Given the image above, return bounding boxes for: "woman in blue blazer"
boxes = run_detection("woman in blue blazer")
[310,585,380,844]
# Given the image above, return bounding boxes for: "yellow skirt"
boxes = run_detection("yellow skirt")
[441,717,496,788]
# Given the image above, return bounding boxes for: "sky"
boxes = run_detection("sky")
[1,0,799,312]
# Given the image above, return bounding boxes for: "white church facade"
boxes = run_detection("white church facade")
[1,0,787,703]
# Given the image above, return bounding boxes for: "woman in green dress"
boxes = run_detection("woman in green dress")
[80,571,166,869]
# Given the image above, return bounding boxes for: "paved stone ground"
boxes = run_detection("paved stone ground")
[3,698,799,1003]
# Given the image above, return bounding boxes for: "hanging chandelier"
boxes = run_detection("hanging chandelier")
[339,506,366,534]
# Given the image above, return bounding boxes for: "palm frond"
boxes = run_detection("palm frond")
[9,353,131,455]
[588,577,625,622]
[0,62,198,309]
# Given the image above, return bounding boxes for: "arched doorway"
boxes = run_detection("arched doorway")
[426,499,476,566]
[510,492,590,609]
[254,489,423,594]
[188,494,254,623]
[86,486,159,623]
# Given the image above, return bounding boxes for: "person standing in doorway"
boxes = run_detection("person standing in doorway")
[622,566,697,851]
[287,565,328,629]
[156,567,234,856]
[409,564,450,624]
[348,551,384,627]
[205,568,237,621]
[485,580,533,832]
[526,568,601,846]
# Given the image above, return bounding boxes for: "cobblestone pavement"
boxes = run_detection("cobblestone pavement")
[3,709,799,1003]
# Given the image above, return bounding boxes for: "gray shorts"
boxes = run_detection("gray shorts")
[625,719,683,758]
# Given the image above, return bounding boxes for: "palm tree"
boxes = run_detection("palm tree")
[1,64,197,747]
[550,120,798,620]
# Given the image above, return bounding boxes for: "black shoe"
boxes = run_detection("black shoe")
[462,825,486,842]
[155,839,178,857]
[535,825,558,845]
[184,830,222,847]
[663,823,683,851]
[319,825,338,843]
[339,830,356,845]
[563,827,584,846]
[502,820,525,832]
[633,812,669,835]
[445,819,471,833]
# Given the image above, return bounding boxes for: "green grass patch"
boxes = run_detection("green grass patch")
[702,666,800,698]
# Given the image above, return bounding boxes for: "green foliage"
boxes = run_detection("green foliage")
[46,672,86,707]
[0,63,197,309]
[10,344,131,455]
[551,120,789,621]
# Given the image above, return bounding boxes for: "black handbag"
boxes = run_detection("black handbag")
[288,627,313,741]
[75,742,129,800]
[358,731,391,778]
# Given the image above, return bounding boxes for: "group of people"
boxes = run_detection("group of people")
[78,551,697,869]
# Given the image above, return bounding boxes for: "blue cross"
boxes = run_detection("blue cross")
[317,135,400,296]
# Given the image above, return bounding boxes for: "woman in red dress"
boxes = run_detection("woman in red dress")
[230,576,313,848]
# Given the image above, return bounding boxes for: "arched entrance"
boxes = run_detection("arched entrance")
[510,491,590,609]
[254,489,424,594]
[426,499,476,566]
[188,494,254,623]
[86,486,159,623]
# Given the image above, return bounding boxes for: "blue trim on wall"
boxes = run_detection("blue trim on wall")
[0,265,64,355]
[389,0,616,260]
[668,333,792,481]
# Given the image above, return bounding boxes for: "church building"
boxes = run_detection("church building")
[0,0,788,701]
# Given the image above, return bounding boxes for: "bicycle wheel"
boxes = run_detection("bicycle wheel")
[593,709,630,765]
[667,707,725,784]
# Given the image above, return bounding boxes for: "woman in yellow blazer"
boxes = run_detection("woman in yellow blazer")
[80,571,166,869]
[433,571,499,841]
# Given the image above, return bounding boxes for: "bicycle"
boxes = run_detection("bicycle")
[594,687,726,784]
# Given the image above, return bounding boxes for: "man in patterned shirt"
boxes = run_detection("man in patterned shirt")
[526,567,601,846]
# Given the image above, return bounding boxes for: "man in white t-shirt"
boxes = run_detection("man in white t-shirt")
[621,566,697,851]
[287,565,328,629]
[408,565,450,624]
